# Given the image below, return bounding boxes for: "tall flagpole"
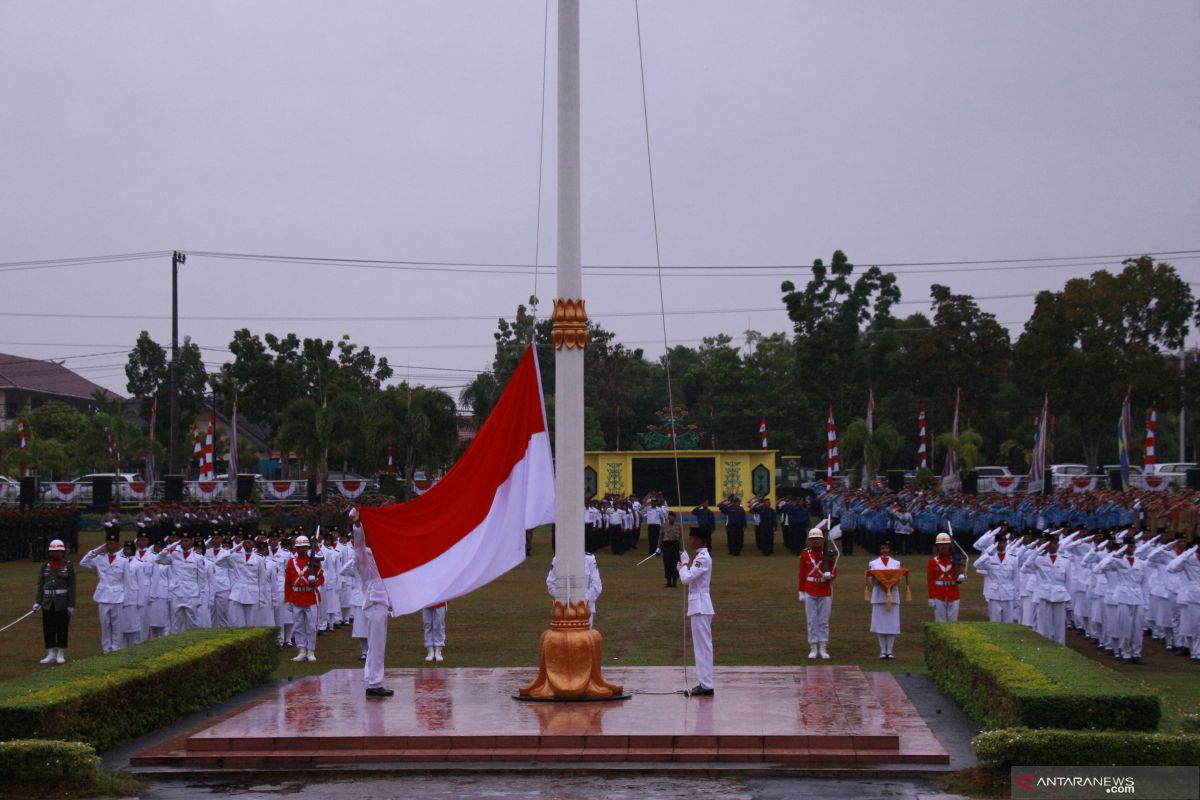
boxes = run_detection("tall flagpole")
[552,0,585,606]
[521,0,622,700]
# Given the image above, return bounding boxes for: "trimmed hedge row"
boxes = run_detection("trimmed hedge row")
[924,622,1159,731]
[974,728,1200,768]
[0,628,278,750]
[0,739,99,780]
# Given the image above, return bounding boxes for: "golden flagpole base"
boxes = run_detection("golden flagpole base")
[518,600,625,701]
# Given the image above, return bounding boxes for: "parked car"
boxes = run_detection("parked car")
[974,465,1013,492]
[1148,462,1196,488]
[1048,463,1090,489]
[325,471,380,497]
[43,472,144,502]
[0,475,19,503]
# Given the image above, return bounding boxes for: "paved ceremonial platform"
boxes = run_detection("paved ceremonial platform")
[132,666,949,770]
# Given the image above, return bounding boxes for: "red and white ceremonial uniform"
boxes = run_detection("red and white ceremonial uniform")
[926,555,963,623]
[798,548,835,649]
[285,555,324,652]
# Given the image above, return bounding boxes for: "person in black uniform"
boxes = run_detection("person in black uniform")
[34,538,76,665]
[752,496,777,555]
[718,496,747,556]
[691,501,715,544]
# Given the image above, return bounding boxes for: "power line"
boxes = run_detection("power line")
[4,247,1197,276]
[0,291,1050,323]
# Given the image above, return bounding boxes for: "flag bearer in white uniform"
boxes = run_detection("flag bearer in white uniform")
[678,528,715,696]
[349,508,394,697]
[867,542,902,659]
[120,540,149,647]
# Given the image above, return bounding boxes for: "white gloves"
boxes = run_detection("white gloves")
[348,507,360,522]
[67,607,74,615]
[928,599,936,608]
[798,591,803,601]
[822,572,833,581]
[957,575,966,583]
[32,603,41,612]
[306,576,317,584]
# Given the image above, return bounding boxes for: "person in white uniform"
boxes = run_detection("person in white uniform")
[867,542,902,659]
[349,508,394,697]
[421,603,448,662]
[678,528,715,696]
[1097,536,1149,663]
[216,537,267,627]
[155,533,209,633]
[79,530,128,654]
[203,534,232,628]
[119,540,149,647]
[546,551,602,628]
[972,534,1018,622]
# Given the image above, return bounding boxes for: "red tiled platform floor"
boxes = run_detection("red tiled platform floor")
[132,666,948,769]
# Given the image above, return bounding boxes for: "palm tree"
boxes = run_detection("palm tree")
[275,393,362,486]
[370,385,458,500]
[935,428,984,476]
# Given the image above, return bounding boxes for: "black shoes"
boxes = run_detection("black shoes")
[365,686,395,698]
[685,685,714,697]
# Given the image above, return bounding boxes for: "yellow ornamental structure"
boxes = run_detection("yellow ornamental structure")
[584,450,777,509]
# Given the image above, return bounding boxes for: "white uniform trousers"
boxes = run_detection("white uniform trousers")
[1114,602,1145,658]
[1036,600,1067,644]
[1179,603,1199,655]
[690,614,714,690]
[1102,602,1120,648]
[171,602,200,633]
[211,592,231,628]
[1072,590,1090,627]
[291,604,318,651]
[97,602,123,654]
[422,606,447,647]
[275,601,294,645]
[146,598,170,637]
[803,595,830,645]
[227,601,256,628]
[987,599,1015,623]
[363,603,389,688]
[1088,596,1105,639]
[932,599,960,623]
[1019,596,1036,628]
[121,602,144,646]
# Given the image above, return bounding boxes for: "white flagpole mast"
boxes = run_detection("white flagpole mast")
[552,0,585,607]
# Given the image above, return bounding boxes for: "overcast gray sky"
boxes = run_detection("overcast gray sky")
[2,0,1198,401]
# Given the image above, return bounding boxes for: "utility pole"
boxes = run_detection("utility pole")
[168,251,185,474]
[1181,348,1188,463]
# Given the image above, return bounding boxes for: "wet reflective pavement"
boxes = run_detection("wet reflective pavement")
[132,667,949,768]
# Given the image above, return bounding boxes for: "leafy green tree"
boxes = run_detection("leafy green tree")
[841,420,903,477]
[369,385,458,500]
[275,393,364,485]
[935,428,984,475]
[124,332,209,427]
[1014,257,1193,468]
[215,330,391,434]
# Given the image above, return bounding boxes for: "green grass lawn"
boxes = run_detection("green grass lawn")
[2,525,1196,731]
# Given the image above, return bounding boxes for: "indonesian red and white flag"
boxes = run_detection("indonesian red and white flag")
[825,407,840,486]
[200,412,215,479]
[357,345,554,616]
[759,417,767,449]
[1144,405,1157,472]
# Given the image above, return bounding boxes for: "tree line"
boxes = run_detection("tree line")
[464,252,1200,474]
[3,251,1196,486]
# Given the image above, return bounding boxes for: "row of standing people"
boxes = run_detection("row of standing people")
[972,523,1200,663]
